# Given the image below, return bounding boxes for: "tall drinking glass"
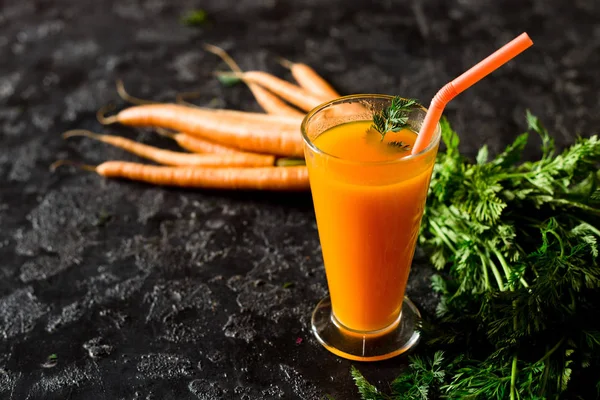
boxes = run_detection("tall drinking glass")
[301,94,441,361]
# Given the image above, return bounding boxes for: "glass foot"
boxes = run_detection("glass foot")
[311,296,421,361]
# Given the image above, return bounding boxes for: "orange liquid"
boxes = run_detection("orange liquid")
[306,121,438,332]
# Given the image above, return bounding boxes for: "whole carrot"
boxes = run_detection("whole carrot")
[156,129,306,166]
[217,71,328,112]
[203,44,304,117]
[100,103,302,126]
[99,104,304,157]
[52,160,310,191]
[278,58,340,100]
[156,128,244,155]
[63,130,275,167]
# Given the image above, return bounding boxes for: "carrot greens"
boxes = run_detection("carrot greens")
[370,97,418,140]
[353,112,600,399]
[180,9,208,27]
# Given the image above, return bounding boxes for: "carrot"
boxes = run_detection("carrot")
[63,130,275,167]
[278,58,340,100]
[52,160,310,191]
[217,71,328,112]
[203,44,304,117]
[155,128,244,155]
[100,103,303,126]
[98,103,304,157]
[156,129,307,167]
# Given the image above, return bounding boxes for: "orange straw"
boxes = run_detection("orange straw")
[412,32,534,154]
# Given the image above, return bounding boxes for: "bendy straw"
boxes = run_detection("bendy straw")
[412,32,534,154]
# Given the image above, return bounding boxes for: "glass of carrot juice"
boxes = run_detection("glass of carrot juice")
[301,94,441,361]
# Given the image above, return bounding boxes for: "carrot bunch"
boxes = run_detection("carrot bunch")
[53,46,341,191]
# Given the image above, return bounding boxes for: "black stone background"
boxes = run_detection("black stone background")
[0,0,598,398]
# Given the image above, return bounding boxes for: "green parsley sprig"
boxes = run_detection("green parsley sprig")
[371,97,419,141]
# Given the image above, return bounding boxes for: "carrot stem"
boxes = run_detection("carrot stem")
[215,71,242,79]
[276,158,306,167]
[175,91,203,107]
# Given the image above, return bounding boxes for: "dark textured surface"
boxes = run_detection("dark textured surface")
[0,0,598,398]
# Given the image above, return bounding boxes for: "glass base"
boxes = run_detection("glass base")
[311,296,421,361]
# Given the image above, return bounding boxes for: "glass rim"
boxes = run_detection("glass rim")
[300,94,442,166]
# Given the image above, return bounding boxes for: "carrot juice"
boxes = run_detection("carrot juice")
[304,117,439,333]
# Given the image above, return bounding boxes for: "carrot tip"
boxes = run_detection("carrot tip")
[202,43,225,54]
[62,129,100,140]
[275,56,294,69]
[116,80,155,105]
[49,159,97,172]
[50,159,73,171]
[214,71,243,87]
[97,103,119,125]
[154,127,176,138]
[203,43,244,75]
